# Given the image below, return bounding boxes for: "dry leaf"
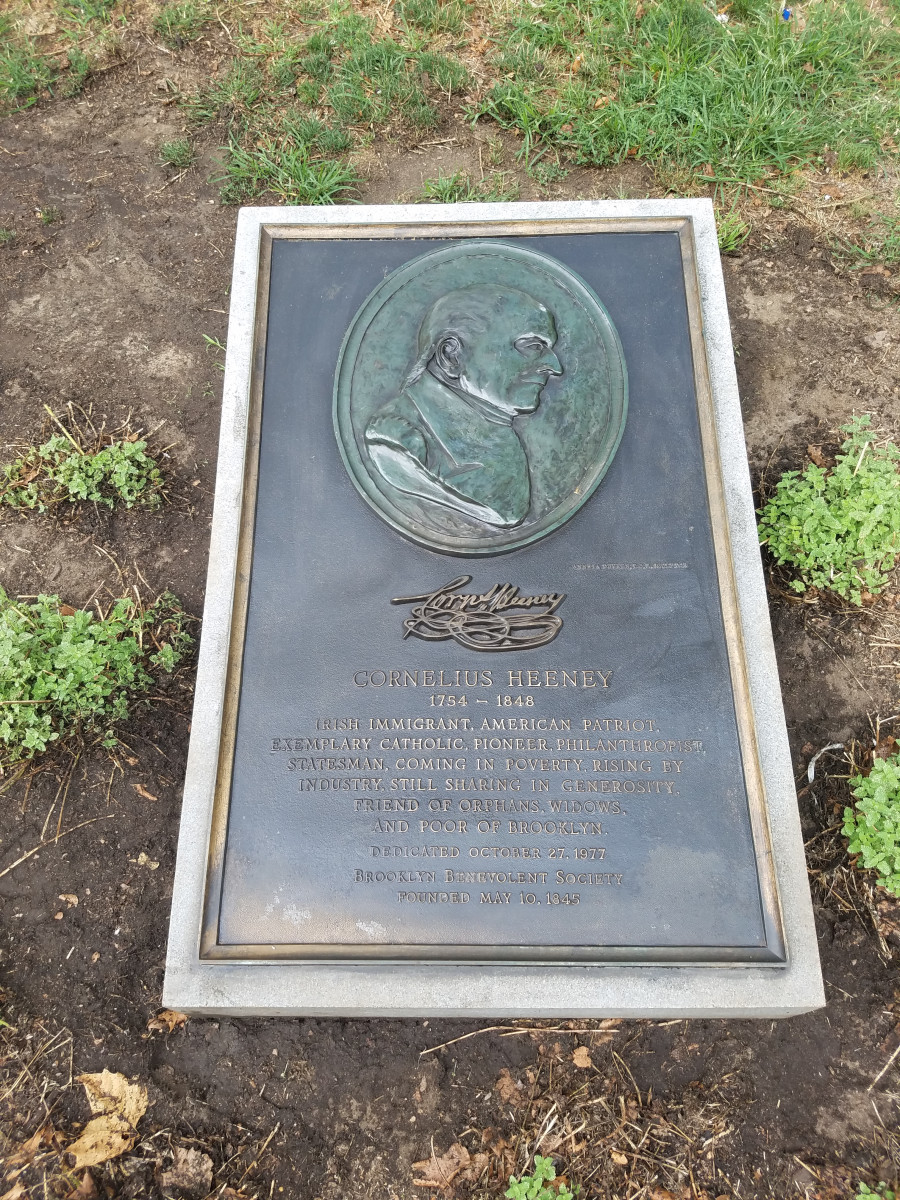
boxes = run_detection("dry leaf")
[66,1071,148,1169]
[132,783,158,802]
[59,893,79,907]
[876,897,900,947]
[610,1150,628,1166]
[494,1067,524,1106]
[481,1127,510,1156]
[148,1009,188,1034]
[136,851,160,869]
[0,1182,27,1200]
[66,1115,137,1170]
[572,1045,592,1068]
[459,1151,489,1184]
[807,444,827,468]
[412,1143,470,1190]
[58,605,77,617]
[5,1124,56,1168]
[571,53,583,72]
[79,1069,148,1123]
[874,734,898,761]
[649,1190,678,1200]
[65,1172,99,1199]
[159,1147,213,1198]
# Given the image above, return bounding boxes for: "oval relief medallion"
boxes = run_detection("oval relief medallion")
[334,240,628,556]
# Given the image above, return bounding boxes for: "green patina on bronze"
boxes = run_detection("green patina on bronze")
[334,240,628,556]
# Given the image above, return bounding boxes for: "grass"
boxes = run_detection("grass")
[152,0,210,48]
[218,137,359,204]
[716,205,751,253]
[835,209,900,268]
[0,588,191,768]
[3,0,898,203]
[475,0,900,182]
[396,0,466,36]
[419,169,520,202]
[0,414,165,512]
[0,1,122,112]
[160,137,197,168]
[0,14,59,110]
[183,5,470,203]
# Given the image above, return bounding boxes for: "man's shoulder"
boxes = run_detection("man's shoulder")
[368,389,423,428]
[365,390,429,460]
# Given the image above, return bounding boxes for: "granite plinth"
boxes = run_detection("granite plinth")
[163,200,824,1017]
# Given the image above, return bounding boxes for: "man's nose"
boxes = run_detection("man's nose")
[540,348,563,377]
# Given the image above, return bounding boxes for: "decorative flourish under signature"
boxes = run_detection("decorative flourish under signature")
[391,575,566,652]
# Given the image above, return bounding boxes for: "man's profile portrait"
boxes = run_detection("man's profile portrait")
[334,241,627,556]
[363,285,563,529]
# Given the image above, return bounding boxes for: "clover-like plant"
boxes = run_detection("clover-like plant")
[758,414,900,604]
[843,753,900,896]
[506,1155,576,1200]
[1,435,164,511]
[0,589,192,769]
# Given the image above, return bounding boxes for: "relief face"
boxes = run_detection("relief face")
[334,241,628,555]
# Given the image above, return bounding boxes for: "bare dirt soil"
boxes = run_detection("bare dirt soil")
[2,30,900,1200]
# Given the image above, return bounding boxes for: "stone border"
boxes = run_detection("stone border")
[163,201,824,1017]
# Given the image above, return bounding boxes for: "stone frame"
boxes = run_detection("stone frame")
[163,201,824,1018]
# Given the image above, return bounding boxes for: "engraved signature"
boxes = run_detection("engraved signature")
[391,575,566,652]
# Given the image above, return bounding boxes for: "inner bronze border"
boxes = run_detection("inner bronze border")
[199,216,786,965]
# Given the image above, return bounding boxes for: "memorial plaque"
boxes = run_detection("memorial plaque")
[165,202,824,1017]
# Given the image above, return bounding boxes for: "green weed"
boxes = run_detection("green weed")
[857,1185,897,1200]
[506,1155,577,1200]
[476,0,900,183]
[0,588,191,767]
[153,0,210,48]
[1,434,165,512]
[160,137,196,168]
[528,154,568,187]
[419,169,519,202]
[0,229,15,246]
[757,414,900,604]
[843,754,900,896]
[39,206,62,225]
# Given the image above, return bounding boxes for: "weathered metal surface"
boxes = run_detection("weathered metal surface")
[200,224,785,965]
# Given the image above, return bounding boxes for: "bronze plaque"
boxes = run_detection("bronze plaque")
[200,218,785,964]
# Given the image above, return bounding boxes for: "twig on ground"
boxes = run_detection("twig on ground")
[0,815,115,881]
[869,1039,900,1091]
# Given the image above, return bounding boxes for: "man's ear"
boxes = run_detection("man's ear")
[434,334,462,379]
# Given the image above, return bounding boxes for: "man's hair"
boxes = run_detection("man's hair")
[403,284,543,387]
